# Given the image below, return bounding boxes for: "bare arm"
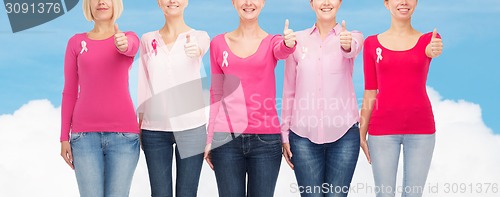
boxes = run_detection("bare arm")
[360,90,377,163]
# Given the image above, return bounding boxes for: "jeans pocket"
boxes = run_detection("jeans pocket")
[119,132,140,140]
[70,132,84,142]
[256,134,281,144]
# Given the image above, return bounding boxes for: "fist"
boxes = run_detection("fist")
[283,19,296,48]
[184,34,201,58]
[114,24,128,52]
[339,20,352,52]
[427,28,443,58]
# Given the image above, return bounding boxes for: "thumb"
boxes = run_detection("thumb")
[284,19,289,32]
[186,34,191,44]
[114,23,121,34]
[342,20,346,32]
[432,28,438,39]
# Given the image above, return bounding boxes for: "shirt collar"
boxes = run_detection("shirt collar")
[309,23,343,36]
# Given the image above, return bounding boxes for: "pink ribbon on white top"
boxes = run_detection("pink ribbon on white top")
[152,39,158,56]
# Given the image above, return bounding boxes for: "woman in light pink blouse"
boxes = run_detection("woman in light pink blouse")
[137,0,210,196]
[281,0,363,196]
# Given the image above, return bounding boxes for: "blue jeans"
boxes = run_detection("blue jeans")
[368,134,435,197]
[210,133,282,197]
[141,125,206,197]
[289,124,360,197]
[70,132,140,197]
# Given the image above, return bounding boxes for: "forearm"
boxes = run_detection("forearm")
[360,90,377,141]
[138,113,144,129]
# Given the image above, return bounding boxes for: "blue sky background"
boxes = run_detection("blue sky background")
[0,0,499,134]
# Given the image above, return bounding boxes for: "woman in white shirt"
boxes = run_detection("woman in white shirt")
[137,0,210,196]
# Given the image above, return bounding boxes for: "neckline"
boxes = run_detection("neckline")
[155,29,194,53]
[375,33,425,52]
[222,33,271,60]
[84,32,115,41]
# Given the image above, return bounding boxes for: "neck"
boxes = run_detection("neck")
[315,18,337,37]
[92,20,114,33]
[161,14,190,34]
[235,18,263,38]
[388,18,415,35]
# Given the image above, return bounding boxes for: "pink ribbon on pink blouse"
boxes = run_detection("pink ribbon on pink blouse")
[152,39,158,56]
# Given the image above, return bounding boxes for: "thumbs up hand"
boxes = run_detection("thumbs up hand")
[184,34,201,58]
[114,24,128,52]
[339,20,352,52]
[427,28,443,58]
[283,19,296,48]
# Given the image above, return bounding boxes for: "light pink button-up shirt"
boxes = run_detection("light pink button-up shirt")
[281,24,364,144]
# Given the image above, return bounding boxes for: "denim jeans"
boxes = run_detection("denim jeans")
[368,134,435,197]
[210,133,282,197]
[70,132,140,197]
[141,125,206,197]
[289,124,360,197]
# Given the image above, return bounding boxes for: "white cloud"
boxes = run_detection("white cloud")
[0,87,499,196]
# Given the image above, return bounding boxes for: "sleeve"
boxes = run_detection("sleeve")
[280,51,298,143]
[207,39,224,144]
[272,35,296,60]
[137,35,152,114]
[118,31,140,57]
[341,30,364,59]
[363,37,378,90]
[60,36,79,142]
[198,31,211,56]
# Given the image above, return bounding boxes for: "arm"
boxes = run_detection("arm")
[185,31,210,58]
[341,31,364,59]
[281,51,298,169]
[198,31,211,57]
[205,40,224,170]
[360,38,378,163]
[60,37,78,142]
[137,35,151,129]
[280,53,298,144]
[60,36,78,169]
[118,31,140,57]
[206,40,224,145]
[272,35,296,60]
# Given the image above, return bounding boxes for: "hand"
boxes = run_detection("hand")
[427,28,443,58]
[360,139,371,164]
[114,24,128,52]
[339,20,352,52]
[283,19,296,48]
[204,143,214,170]
[60,141,74,169]
[282,143,294,169]
[139,131,144,151]
[184,34,201,58]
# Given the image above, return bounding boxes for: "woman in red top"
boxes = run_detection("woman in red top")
[360,0,443,196]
